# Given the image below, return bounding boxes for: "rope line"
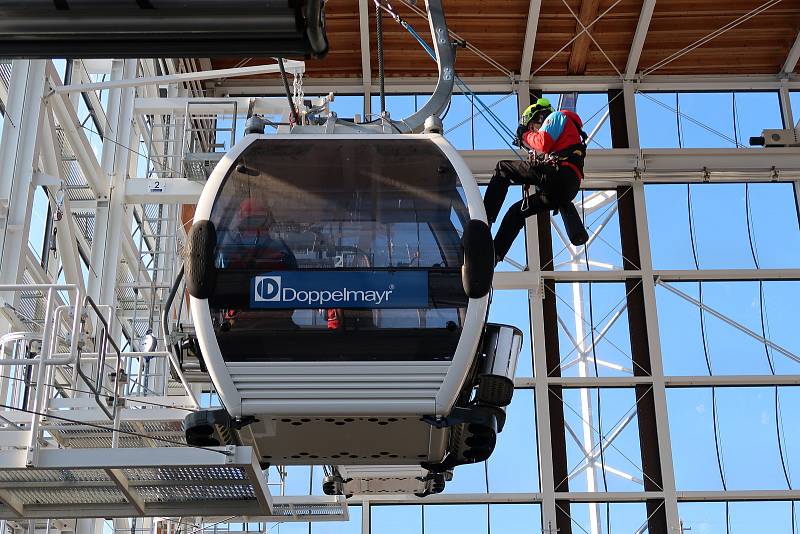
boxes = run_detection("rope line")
[551,385,664,491]
[0,402,228,454]
[531,0,626,77]
[558,0,623,78]
[642,0,783,76]
[547,279,650,377]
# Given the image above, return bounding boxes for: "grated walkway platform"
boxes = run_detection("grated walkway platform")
[0,446,347,521]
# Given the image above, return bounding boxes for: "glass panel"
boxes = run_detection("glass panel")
[647,183,800,271]
[208,138,471,362]
[668,387,800,491]
[28,186,49,263]
[637,91,784,148]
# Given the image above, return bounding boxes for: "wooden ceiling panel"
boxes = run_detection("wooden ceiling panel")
[209,0,800,81]
[530,0,641,76]
[639,0,800,75]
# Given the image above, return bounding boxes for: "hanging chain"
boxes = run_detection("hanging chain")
[292,71,305,121]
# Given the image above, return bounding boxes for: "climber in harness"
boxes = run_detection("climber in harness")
[483,98,589,264]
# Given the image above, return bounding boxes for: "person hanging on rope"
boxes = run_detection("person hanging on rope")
[483,98,588,264]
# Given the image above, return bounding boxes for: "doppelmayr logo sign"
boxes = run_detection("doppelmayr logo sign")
[250,271,428,309]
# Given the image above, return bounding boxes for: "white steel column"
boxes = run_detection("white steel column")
[778,86,794,129]
[0,60,47,290]
[625,0,656,78]
[782,29,800,76]
[520,73,558,528]
[570,270,600,534]
[525,217,560,532]
[622,81,640,150]
[359,0,372,118]
[520,0,543,82]
[361,499,371,534]
[87,59,137,307]
[631,182,680,531]
[40,103,85,293]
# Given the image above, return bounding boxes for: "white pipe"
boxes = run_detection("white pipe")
[52,62,305,94]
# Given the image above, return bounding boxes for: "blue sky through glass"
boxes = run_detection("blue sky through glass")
[331,89,800,532]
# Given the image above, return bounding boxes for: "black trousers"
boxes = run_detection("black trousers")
[484,159,581,261]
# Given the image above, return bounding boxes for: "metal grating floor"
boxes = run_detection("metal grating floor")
[0,447,347,521]
[45,419,187,449]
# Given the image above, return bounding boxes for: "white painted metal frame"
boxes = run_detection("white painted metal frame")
[625,0,657,78]
[2,49,800,534]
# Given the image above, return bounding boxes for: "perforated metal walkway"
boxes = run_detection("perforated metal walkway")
[0,446,347,520]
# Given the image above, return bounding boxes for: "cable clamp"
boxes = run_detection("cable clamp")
[702,167,711,183]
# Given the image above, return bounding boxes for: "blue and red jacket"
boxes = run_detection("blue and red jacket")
[522,110,586,179]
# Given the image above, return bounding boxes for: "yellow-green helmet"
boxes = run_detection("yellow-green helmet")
[520,98,554,126]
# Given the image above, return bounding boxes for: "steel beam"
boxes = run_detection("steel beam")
[782,29,800,75]
[534,375,800,388]
[53,62,304,94]
[0,60,47,290]
[46,63,108,197]
[125,179,205,205]
[40,104,86,294]
[625,0,657,78]
[358,0,372,94]
[104,469,146,516]
[520,0,543,81]
[0,489,23,517]
[210,74,800,96]
[134,97,292,116]
[468,148,800,181]
[630,182,680,530]
[494,268,800,287]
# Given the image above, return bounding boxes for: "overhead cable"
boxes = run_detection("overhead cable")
[642,0,784,76]
[0,402,227,454]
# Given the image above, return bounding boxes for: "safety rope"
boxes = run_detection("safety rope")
[278,58,299,124]
[391,0,515,79]
[375,0,386,114]
[0,402,226,453]
[396,16,523,159]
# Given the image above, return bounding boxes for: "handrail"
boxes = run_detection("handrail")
[74,296,123,420]
[0,285,81,365]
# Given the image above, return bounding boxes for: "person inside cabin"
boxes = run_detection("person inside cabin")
[218,197,297,270]
[218,197,297,331]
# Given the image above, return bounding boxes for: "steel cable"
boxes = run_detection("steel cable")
[376,0,386,114]
[642,0,783,76]
[0,402,226,454]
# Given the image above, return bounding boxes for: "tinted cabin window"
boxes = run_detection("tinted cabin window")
[208,138,470,362]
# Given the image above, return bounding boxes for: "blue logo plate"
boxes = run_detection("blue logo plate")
[250,271,429,309]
